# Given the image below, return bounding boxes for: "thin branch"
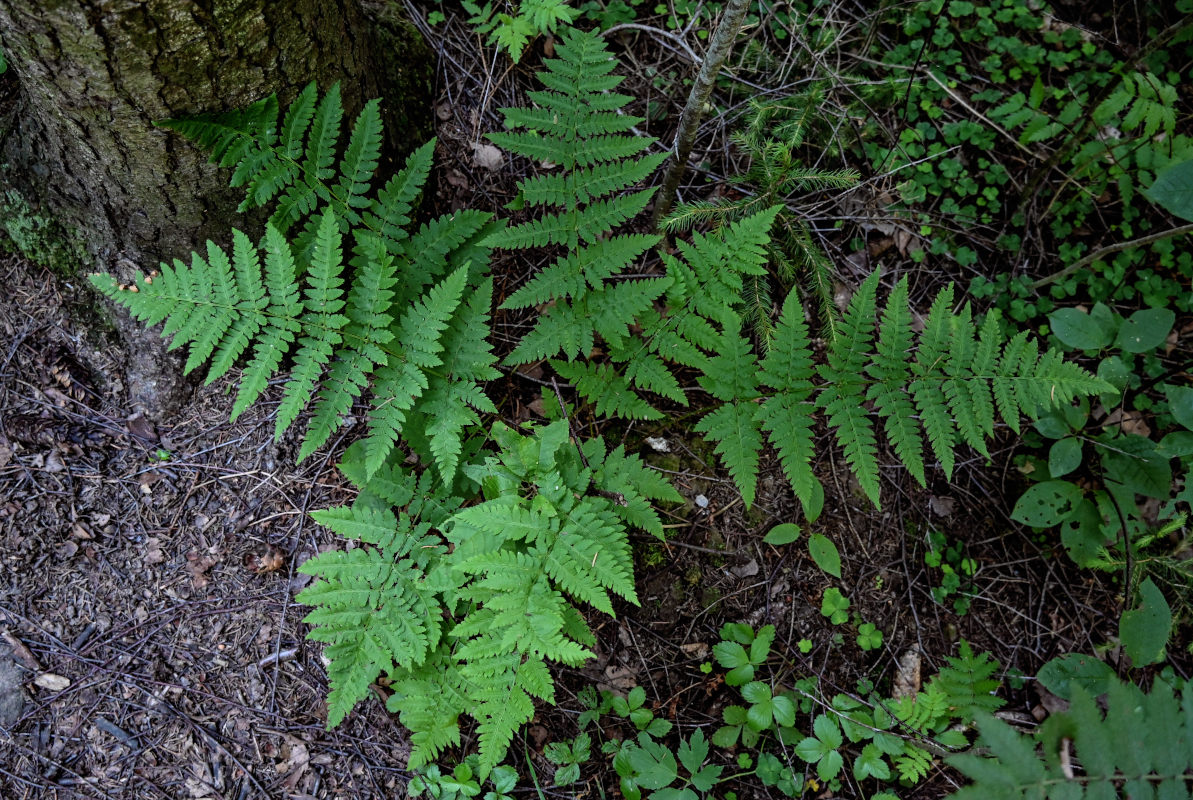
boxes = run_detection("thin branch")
[1027,223,1193,290]
[651,0,752,227]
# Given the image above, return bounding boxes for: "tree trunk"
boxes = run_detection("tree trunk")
[0,0,432,418]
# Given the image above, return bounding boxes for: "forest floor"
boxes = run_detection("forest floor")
[0,233,1122,800]
[0,3,1178,799]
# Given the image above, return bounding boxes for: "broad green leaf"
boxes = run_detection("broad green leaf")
[817,749,844,781]
[1120,578,1172,666]
[1144,158,1193,221]
[1115,308,1175,353]
[1011,480,1083,527]
[813,714,842,748]
[808,533,842,578]
[676,728,709,776]
[1049,307,1114,350]
[1157,431,1193,458]
[853,743,891,781]
[712,641,749,669]
[1166,385,1193,432]
[1059,498,1106,566]
[1048,437,1084,477]
[763,523,801,546]
[1096,355,1131,402]
[1102,435,1173,498]
[1036,653,1115,700]
[741,681,771,705]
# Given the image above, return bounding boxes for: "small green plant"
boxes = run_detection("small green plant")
[1011,299,1191,659]
[856,623,883,651]
[924,530,977,615]
[820,587,850,624]
[462,0,578,61]
[712,623,775,686]
[544,733,590,786]
[661,88,860,342]
[614,728,726,800]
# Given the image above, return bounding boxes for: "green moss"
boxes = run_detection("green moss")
[0,189,88,279]
[636,539,667,569]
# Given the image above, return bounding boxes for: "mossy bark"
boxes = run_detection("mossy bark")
[0,0,432,418]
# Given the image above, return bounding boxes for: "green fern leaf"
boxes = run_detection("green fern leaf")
[551,360,663,420]
[910,285,959,479]
[299,236,398,460]
[280,82,318,159]
[233,225,305,420]
[391,662,466,769]
[336,98,383,211]
[759,289,820,511]
[303,82,343,185]
[695,402,764,509]
[819,271,881,507]
[933,641,1004,724]
[276,209,349,441]
[362,266,470,476]
[866,276,925,486]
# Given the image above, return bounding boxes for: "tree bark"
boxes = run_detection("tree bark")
[0,0,432,418]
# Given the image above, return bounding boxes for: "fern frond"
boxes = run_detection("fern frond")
[391,660,467,769]
[484,28,665,379]
[818,271,882,507]
[909,285,959,479]
[336,98,382,210]
[948,678,1193,800]
[696,330,765,506]
[759,289,820,512]
[867,277,925,486]
[502,234,657,309]
[551,360,663,420]
[932,641,1004,724]
[695,402,765,509]
[276,209,349,439]
[362,266,470,476]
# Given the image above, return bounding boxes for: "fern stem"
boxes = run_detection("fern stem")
[651,0,752,228]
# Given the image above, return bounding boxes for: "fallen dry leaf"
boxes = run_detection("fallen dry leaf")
[243,544,286,574]
[1106,408,1151,438]
[34,673,71,691]
[143,537,166,566]
[471,141,505,171]
[929,495,956,518]
[1,629,41,671]
[186,549,220,589]
[601,664,638,692]
[277,737,311,791]
[891,650,921,699]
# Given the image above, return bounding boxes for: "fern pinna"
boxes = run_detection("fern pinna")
[90,88,499,483]
[947,675,1193,799]
[483,28,670,375]
[297,422,681,774]
[695,268,1110,512]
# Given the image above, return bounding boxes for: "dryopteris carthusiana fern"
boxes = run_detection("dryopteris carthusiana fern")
[87,32,1114,784]
[483,26,670,384]
[486,34,1108,510]
[296,421,680,773]
[92,95,499,483]
[87,73,682,778]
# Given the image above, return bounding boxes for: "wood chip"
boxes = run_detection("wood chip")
[1,629,41,671]
[34,673,71,691]
[891,650,921,699]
